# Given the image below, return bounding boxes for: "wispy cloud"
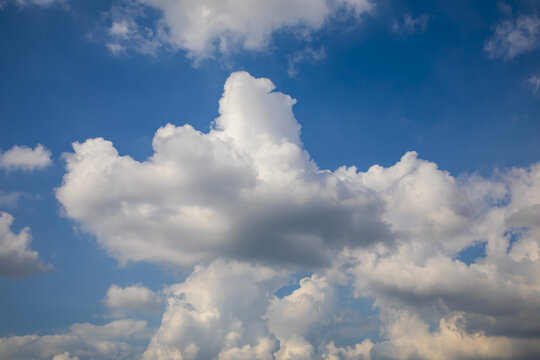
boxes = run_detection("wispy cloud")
[484,14,540,59]
[392,13,431,34]
[526,73,540,94]
[287,46,326,77]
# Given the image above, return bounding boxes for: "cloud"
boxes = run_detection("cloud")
[52,353,80,360]
[56,71,391,269]
[0,319,148,360]
[144,260,359,360]
[53,71,540,359]
[526,74,540,94]
[369,311,540,359]
[392,13,431,34]
[104,0,373,60]
[0,191,28,209]
[143,260,287,360]
[0,212,51,278]
[484,14,540,59]
[287,46,326,77]
[103,284,160,313]
[0,144,52,172]
[0,0,63,8]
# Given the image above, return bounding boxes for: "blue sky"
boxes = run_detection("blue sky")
[1,1,540,359]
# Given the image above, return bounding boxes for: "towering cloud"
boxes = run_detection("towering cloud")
[103,284,160,313]
[56,71,391,268]
[0,319,148,360]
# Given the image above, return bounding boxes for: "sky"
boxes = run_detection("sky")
[0,0,540,359]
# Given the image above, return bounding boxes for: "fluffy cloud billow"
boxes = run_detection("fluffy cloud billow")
[0,144,52,172]
[43,71,540,359]
[104,0,373,59]
[56,71,392,268]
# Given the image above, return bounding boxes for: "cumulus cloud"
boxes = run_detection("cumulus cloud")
[56,71,391,268]
[143,260,287,360]
[0,144,52,171]
[0,319,148,360]
[484,14,540,59]
[104,0,373,60]
[0,212,50,277]
[53,71,540,359]
[103,284,160,313]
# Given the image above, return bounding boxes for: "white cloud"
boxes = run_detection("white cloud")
[0,212,51,278]
[54,71,540,359]
[369,311,540,359]
[103,284,160,313]
[323,340,373,360]
[0,144,52,171]
[143,260,287,360]
[56,71,391,268]
[484,14,540,59]
[266,275,336,342]
[104,0,372,60]
[0,0,63,8]
[0,319,148,360]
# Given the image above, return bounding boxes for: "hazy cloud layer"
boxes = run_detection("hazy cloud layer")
[0,0,63,7]
[0,212,50,277]
[104,0,373,59]
[287,46,326,77]
[0,144,52,172]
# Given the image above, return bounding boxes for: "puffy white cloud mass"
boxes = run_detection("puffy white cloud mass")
[104,0,373,59]
[484,14,540,59]
[0,211,50,277]
[0,319,148,360]
[51,71,540,359]
[103,284,160,313]
[56,71,392,268]
[0,144,52,171]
